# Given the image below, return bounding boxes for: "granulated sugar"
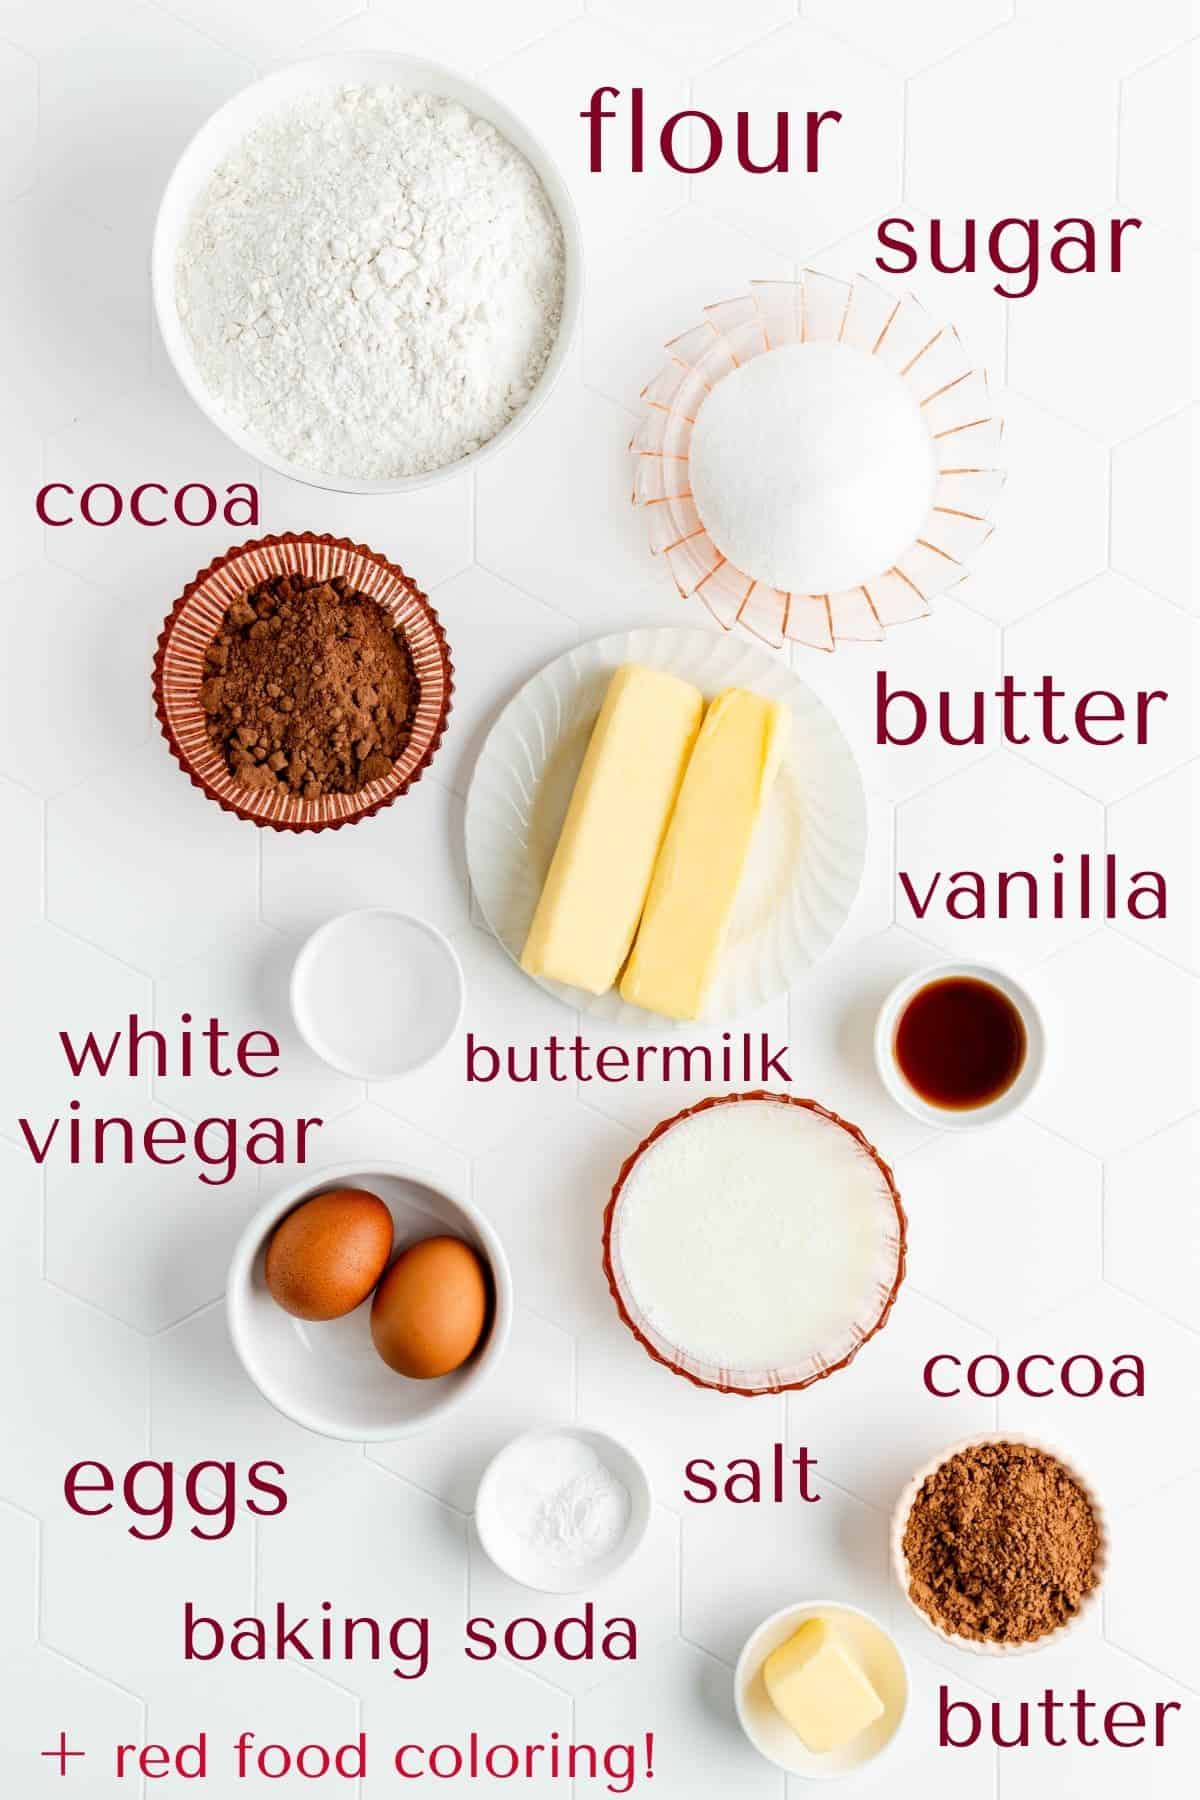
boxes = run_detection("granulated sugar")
[176,86,565,480]
[688,342,935,595]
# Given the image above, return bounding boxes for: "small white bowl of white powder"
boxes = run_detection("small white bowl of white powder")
[474,1428,652,1594]
[153,54,579,492]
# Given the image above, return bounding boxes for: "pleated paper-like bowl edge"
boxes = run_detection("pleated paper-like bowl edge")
[601,1092,908,1397]
[152,532,454,833]
[889,1433,1109,1656]
[633,276,1004,649]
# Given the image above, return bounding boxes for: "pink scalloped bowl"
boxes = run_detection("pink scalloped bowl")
[632,274,1004,651]
[602,1092,907,1397]
[153,532,453,832]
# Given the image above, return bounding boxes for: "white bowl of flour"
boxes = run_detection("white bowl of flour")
[153,54,581,492]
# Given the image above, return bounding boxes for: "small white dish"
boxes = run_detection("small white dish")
[891,1433,1109,1656]
[873,959,1045,1129]
[227,1161,512,1441]
[152,52,582,495]
[290,909,464,1080]
[474,1427,652,1595]
[464,626,867,1029]
[735,1601,909,1778]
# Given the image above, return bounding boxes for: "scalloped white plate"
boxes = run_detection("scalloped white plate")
[464,628,867,1029]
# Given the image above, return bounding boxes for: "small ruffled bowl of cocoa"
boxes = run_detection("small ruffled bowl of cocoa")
[891,1434,1108,1656]
[153,532,453,831]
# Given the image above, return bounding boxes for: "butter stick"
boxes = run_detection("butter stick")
[620,687,790,1021]
[520,664,704,996]
[763,1618,884,1754]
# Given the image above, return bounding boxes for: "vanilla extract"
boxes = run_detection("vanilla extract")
[898,852,1166,924]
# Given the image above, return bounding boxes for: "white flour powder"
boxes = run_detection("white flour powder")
[176,86,565,480]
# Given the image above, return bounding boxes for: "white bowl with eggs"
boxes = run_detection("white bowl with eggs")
[152,53,582,494]
[227,1161,512,1440]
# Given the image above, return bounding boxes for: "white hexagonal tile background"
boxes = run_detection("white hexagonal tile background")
[1005,573,1196,802]
[44,1094,260,1332]
[1120,39,1199,242]
[896,754,1106,967]
[786,1288,996,1512]
[1,4,1196,1797]
[0,1501,38,1659]
[0,565,152,795]
[578,1640,779,1798]
[693,25,904,259]
[256,1464,467,1695]
[900,1118,1102,1332]
[0,193,147,433]
[800,598,1002,802]
[907,21,1116,218]
[1110,406,1198,612]
[0,782,44,933]
[957,391,1109,626]
[487,21,688,250]
[467,1504,680,1694]
[1029,0,1194,76]
[1107,1473,1200,1691]
[1029,933,1196,1155]
[0,42,41,199]
[1107,761,1199,973]
[0,1646,143,1796]
[1008,224,1197,442]
[1105,1115,1199,1331]
[995,1285,1200,1508]
[47,743,260,974]
[43,371,261,600]
[362,1654,572,1798]
[370,1306,576,1513]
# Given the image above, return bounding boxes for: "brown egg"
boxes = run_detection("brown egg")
[265,1188,394,1322]
[370,1235,489,1378]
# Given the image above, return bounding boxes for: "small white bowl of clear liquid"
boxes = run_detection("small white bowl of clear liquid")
[290,909,464,1081]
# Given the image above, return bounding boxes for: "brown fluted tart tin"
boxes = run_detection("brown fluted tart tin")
[153,532,453,832]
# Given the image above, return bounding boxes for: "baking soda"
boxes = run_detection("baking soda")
[483,1434,632,1584]
[176,86,565,480]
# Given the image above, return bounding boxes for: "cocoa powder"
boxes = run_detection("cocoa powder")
[200,572,418,800]
[902,1442,1100,1645]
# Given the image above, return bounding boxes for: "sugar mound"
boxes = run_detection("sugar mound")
[688,341,936,595]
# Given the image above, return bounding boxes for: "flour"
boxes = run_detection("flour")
[176,86,566,480]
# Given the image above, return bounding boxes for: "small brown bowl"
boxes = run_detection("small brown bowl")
[601,1091,907,1396]
[152,532,453,832]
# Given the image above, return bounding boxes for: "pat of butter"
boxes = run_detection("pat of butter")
[620,687,790,1020]
[762,1618,884,1755]
[520,665,703,996]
